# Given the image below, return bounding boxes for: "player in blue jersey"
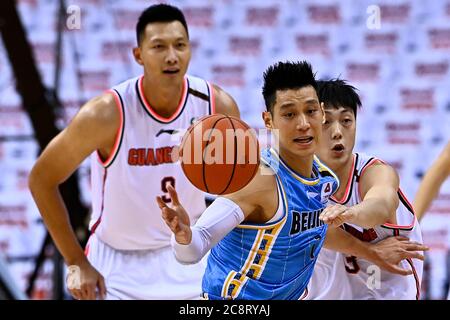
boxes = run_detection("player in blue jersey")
[157,61,425,300]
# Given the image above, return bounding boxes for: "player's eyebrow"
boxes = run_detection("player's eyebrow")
[150,36,187,42]
[279,102,296,110]
[304,99,319,106]
[324,108,352,114]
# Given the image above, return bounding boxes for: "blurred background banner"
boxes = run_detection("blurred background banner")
[0,0,449,299]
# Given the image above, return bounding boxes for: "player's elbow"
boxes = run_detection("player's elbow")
[28,162,58,198]
[370,197,398,227]
[28,163,43,195]
[173,246,204,265]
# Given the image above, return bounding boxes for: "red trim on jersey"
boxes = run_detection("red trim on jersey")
[208,81,216,114]
[406,258,421,300]
[97,90,124,167]
[393,229,420,299]
[90,169,108,235]
[382,188,416,229]
[84,237,91,256]
[330,154,356,204]
[90,215,102,235]
[382,193,416,229]
[138,76,188,122]
[398,188,416,214]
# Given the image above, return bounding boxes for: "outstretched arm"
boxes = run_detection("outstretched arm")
[157,185,245,263]
[324,227,428,275]
[320,163,399,229]
[414,141,450,221]
[158,168,275,264]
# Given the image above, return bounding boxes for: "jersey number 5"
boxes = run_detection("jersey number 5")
[161,177,175,203]
[344,255,360,274]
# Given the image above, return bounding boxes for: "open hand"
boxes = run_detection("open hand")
[368,236,429,276]
[157,185,192,245]
[320,204,355,228]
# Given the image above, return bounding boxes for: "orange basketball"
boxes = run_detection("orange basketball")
[179,114,260,195]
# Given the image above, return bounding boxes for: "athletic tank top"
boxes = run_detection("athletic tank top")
[309,153,423,300]
[202,148,339,300]
[89,74,215,250]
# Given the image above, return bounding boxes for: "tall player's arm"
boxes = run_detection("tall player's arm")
[158,167,277,264]
[414,141,450,220]
[212,84,240,118]
[28,93,119,299]
[320,162,399,229]
[324,227,427,275]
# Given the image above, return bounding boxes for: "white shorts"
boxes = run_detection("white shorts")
[305,251,353,300]
[85,234,207,300]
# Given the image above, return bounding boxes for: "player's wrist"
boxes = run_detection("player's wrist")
[349,239,372,261]
[65,253,89,267]
[175,229,192,245]
[345,206,360,225]
[360,242,381,264]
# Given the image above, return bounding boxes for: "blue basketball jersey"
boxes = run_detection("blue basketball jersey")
[202,148,339,300]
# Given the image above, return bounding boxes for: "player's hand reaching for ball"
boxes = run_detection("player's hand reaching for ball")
[157,185,192,245]
[319,204,355,228]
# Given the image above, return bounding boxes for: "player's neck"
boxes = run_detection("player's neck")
[280,150,314,178]
[141,75,184,117]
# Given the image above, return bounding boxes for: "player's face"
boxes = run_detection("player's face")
[264,86,324,160]
[134,21,191,84]
[317,107,356,170]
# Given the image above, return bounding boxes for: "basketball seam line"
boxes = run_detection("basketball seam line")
[218,116,238,195]
[202,116,226,194]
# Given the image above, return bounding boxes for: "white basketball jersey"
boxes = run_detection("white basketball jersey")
[307,153,423,300]
[89,74,215,250]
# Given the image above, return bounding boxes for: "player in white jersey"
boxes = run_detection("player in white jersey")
[306,79,426,300]
[28,4,239,300]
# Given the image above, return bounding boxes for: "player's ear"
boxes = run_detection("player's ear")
[262,111,272,129]
[320,102,326,124]
[133,47,144,66]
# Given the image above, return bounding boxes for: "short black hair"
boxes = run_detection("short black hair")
[136,4,189,45]
[262,61,318,113]
[317,78,362,118]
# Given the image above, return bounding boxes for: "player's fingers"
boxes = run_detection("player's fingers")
[171,216,180,232]
[323,209,344,223]
[403,251,425,261]
[156,196,167,209]
[388,265,413,276]
[167,185,180,205]
[97,276,107,300]
[85,283,96,300]
[400,248,424,261]
[69,288,82,300]
[320,209,334,222]
[404,243,429,251]
[331,208,348,221]
[319,207,332,219]
[80,282,94,300]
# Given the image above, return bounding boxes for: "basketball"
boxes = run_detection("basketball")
[179,114,260,195]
